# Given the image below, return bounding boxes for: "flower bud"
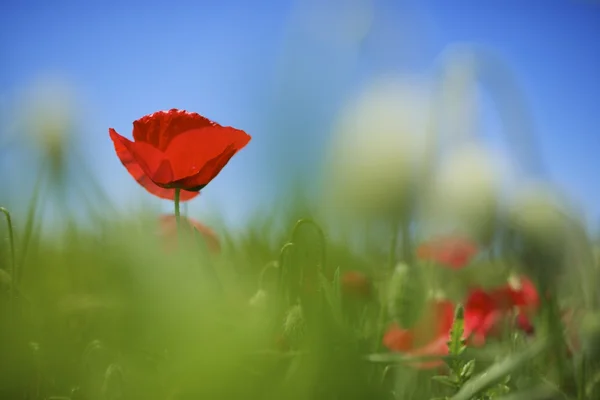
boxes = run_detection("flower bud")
[388,263,427,328]
[283,304,305,347]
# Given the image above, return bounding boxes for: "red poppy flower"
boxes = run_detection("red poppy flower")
[341,271,372,299]
[159,214,221,254]
[516,312,535,335]
[416,236,478,269]
[464,277,540,342]
[109,109,251,201]
[383,299,461,369]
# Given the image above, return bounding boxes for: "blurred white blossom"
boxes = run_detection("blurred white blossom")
[422,141,505,242]
[508,184,571,248]
[17,75,78,166]
[323,74,434,219]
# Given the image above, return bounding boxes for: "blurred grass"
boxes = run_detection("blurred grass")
[1,185,600,399]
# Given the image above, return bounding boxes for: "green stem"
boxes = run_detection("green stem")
[388,220,400,270]
[278,242,295,306]
[174,188,181,223]
[373,219,401,357]
[400,220,412,265]
[1,207,16,319]
[290,218,326,272]
[18,164,47,282]
[578,356,586,400]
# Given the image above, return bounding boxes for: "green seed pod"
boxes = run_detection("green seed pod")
[283,303,305,347]
[387,263,426,329]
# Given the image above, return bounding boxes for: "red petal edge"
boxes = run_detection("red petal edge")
[109,128,199,202]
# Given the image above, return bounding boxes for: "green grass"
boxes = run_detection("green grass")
[1,185,600,400]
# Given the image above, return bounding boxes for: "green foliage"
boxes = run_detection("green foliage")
[0,199,599,400]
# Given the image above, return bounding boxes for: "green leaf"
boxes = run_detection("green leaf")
[491,383,559,400]
[450,337,549,400]
[332,266,341,304]
[366,353,450,364]
[448,304,466,357]
[432,375,459,388]
[460,359,476,380]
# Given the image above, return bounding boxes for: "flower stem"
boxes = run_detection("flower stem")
[174,188,181,224]
[1,207,16,320]
[402,220,414,265]
[388,219,400,270]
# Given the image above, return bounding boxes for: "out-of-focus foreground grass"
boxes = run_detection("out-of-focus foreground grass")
[2,49,600,400]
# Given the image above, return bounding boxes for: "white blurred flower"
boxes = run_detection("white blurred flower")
[17,76,78,165]
[324,74,434,218]
[422,141,505,242]
[507,183,574,285]
[508,184,570,249]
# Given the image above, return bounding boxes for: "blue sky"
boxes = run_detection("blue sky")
[1,0,599,231]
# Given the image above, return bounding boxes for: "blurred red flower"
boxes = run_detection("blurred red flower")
[416,236,478,269]
[340,271,372,299]
[159,214,221,254]
[383,299,460,369]
[109,109,251,201]
[464,277,540,343]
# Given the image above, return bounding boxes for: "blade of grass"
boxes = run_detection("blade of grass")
[450,337,549,400]
[17,164,47,282]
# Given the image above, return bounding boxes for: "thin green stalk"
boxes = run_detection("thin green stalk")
[400,219,412,265]
[373,219,401,358]
[388,219,400,270]
[278,242,295,306]
[17,165,47,282]
[290,218,326,271]
[578,356,586,400]
[1,207,16,318]
[174,188,181,224]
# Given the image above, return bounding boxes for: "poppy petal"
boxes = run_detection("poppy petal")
[404,335,451,369]
[436,300,458,334]
[109,128,199,201]
[163,126,251,184]
[174,144,238,190]
[383,323,414,352]
[464,288,496,333]
[132,109,217,151]
[159,214,221,254]
[416,236,478,269]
